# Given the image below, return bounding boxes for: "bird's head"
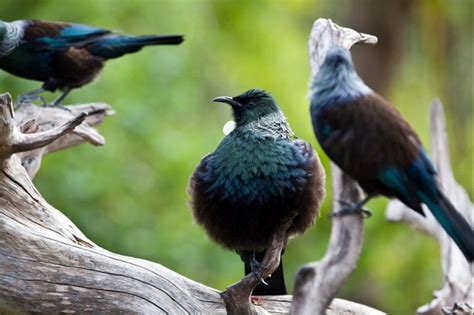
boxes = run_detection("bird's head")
[212,89,280,126]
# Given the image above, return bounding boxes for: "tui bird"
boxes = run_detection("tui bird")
[188,89,326,295]
[310,47,474,262]
[0,19,183,105]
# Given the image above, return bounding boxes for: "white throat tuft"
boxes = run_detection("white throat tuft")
[0,21,26,56]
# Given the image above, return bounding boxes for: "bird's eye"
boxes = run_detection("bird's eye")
[247,101,255,106]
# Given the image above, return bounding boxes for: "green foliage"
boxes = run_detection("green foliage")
[1,1,471,313]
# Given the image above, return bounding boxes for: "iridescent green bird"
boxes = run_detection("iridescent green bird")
[188,89,326,295]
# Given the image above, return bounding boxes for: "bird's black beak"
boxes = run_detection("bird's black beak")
[212,96,242,107]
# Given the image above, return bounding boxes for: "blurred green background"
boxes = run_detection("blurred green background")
[2,0,472,313]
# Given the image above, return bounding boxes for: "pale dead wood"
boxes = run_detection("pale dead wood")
[14,101,113,179]
[385,100,473,315]
[308,19,377,77]
[0,92,224,314]
[0,91,384,314]
[291,19,383,315]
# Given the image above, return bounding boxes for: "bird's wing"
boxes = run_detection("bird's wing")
[314,93,443,211]
[315,93,422,180]
[23,20,111,50]
[290,139,325,198]
[192,153,214,181]
[291,139,317,170]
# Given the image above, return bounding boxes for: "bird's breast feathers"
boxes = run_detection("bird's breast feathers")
[198,134,311,203]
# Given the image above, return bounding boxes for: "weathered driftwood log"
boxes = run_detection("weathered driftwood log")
[0,92,384,314]
[385,100,473,315]
[0,93,225,314]
[290,19,383,315]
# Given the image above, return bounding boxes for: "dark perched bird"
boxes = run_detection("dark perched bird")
[0,19,183,105]
[189,89,326,295]
[310,47,474,261]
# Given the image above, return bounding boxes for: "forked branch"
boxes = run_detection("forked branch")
[14,100,113,178]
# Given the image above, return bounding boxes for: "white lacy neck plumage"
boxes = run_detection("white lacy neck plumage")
[0,20,27,56]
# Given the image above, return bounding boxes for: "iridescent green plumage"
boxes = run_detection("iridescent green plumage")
[189,89,326,295]
[207,110,303,203]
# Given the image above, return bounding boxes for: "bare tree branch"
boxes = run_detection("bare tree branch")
[14,101,113,179]
[12,113,87,153]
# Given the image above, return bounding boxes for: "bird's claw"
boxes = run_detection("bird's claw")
[330,207,372,218]
[252,270,269,286]
[250,255,269,286]
[15,93,47,109]
[41,103,73,113]
[330,200,372,218]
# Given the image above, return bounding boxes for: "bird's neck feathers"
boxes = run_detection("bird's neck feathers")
[209,110,297,202]
[0,21,26,56]
[233,110,295,140]
[310,61,372,107]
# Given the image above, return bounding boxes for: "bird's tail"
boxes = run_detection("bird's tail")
[87,34,184,59]
[420,190,474,262]
[240,250,287,295]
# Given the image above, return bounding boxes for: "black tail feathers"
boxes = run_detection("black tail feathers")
[88,34,184,59]
[424,192,474,262]
[132,34,184,46]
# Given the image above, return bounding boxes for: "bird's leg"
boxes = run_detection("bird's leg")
[15,87,47,108]
[250,251,268,286]
[222,232,287,314]
[330,194,374,218]
[49,88,71,107]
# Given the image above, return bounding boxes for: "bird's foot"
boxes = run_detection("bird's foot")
[330,199,372,218]
[251,270,269,286]
[41,103,72,113]
[250,256,269,286]
[15,93,47,109]
[330,207,372,218]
